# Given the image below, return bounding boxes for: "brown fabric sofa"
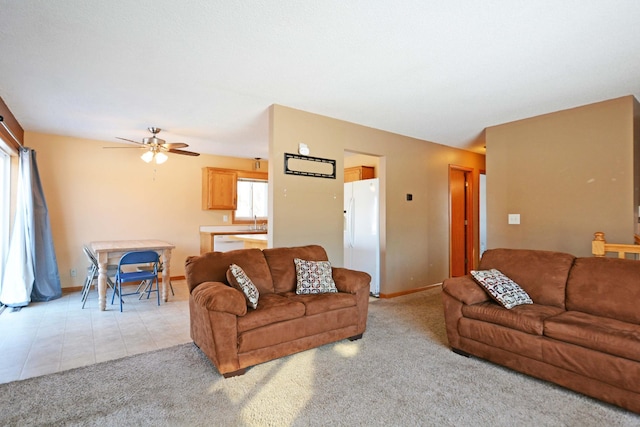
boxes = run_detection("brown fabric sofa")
[185,244,371,377]
[442,248,640,414]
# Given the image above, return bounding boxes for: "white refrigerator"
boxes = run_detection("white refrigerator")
[344,178,380,296]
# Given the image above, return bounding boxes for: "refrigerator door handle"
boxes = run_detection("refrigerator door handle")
[349,197,355,247]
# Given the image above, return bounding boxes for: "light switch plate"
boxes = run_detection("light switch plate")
[508,214,520,225]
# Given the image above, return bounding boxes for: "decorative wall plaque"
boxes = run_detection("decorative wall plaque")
[284,153,336,179]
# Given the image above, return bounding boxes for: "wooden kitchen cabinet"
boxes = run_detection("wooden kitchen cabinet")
[202,167,237,210]
[344,166,375,183]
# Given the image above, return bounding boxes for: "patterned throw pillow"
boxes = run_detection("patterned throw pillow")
[227,264,259,309]
[470,269,533,309]
[294,258,338,295]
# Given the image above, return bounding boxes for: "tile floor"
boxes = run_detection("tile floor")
[0,279,192,385]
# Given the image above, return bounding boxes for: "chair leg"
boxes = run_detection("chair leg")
[112,280,124,312]
[137,280,148,299]
[146,280,153,299]
[137,278,162,301]
[155,277,160,306]
[81,265,96,307]
[81,279,93,309]
[119,281,124,312]
[111,281,117,306]
[108,277,119,297]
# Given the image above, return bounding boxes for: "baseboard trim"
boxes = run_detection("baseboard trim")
[61,275,186,294]
[378,282,442,299]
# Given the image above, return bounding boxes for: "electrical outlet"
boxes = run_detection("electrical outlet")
[70,269,77,277]
[223,215,229,222]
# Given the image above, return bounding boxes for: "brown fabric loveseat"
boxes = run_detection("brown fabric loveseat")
[185,245,370,377]
[442,248,640,414]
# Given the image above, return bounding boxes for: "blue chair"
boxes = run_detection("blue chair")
[111,250,160,312]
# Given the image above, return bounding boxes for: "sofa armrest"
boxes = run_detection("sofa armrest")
[442,275,490,306]
[191,281,247,316]
[332,267,371,294]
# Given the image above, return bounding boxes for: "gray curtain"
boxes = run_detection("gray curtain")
[0,148,61,307]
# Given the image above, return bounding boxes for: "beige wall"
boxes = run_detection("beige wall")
[269,105,485,294]
[485,96,637,256]
[27,132,267,289]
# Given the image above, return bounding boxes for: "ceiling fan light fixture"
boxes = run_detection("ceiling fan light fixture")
[155,152,168,164]
[112,126,199,163]
[141,150,154,163]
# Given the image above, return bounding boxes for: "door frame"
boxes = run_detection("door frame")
[449,165,475,277]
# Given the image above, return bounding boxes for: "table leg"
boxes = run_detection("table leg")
[161,249,172,302]
[97,253,108,311]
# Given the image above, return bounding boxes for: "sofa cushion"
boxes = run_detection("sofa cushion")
[284,291,357,316]
[566,257,640,325]
[541,339,640,394]
[457,318,545,361]
[471,269,533,309]
[478,248,575,308]
[263,245,329,293]
[185,249,275,294]
[236,293,305,333]
[226,264,259,309]
[238,306,359,353]
[294,258,338,294]
[462,302,564,335]
[544,311,640,363]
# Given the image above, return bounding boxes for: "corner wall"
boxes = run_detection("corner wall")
[485,96,636,256]
[269,105,485,294]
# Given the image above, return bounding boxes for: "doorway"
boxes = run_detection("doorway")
[344,151,382,296]
[449,165,474,277]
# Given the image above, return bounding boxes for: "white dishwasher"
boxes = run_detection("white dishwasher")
[214,235,245,252]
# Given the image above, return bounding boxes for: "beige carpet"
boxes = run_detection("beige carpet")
[1,287,638,426]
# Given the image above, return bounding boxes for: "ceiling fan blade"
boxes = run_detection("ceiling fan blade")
[103,146,146,149]
[161,142,189,149]
[168,148,200,156]
[115,137,147,145]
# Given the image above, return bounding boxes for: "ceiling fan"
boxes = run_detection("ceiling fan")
[106,127,200,164]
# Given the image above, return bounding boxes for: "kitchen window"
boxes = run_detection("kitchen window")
[234,178,268,222]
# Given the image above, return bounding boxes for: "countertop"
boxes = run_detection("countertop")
[199,226,267,253]
[199,225,266,235]
[227,234,268,242]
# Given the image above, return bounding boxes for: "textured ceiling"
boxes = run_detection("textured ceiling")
[1,1,640,159]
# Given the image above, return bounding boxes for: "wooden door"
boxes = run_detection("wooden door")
[450,166,474,277]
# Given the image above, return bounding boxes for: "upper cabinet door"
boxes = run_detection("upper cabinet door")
[344,166,375,183]
[202,168,237,210]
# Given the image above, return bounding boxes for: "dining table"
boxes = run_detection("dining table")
[89,239,175,311]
